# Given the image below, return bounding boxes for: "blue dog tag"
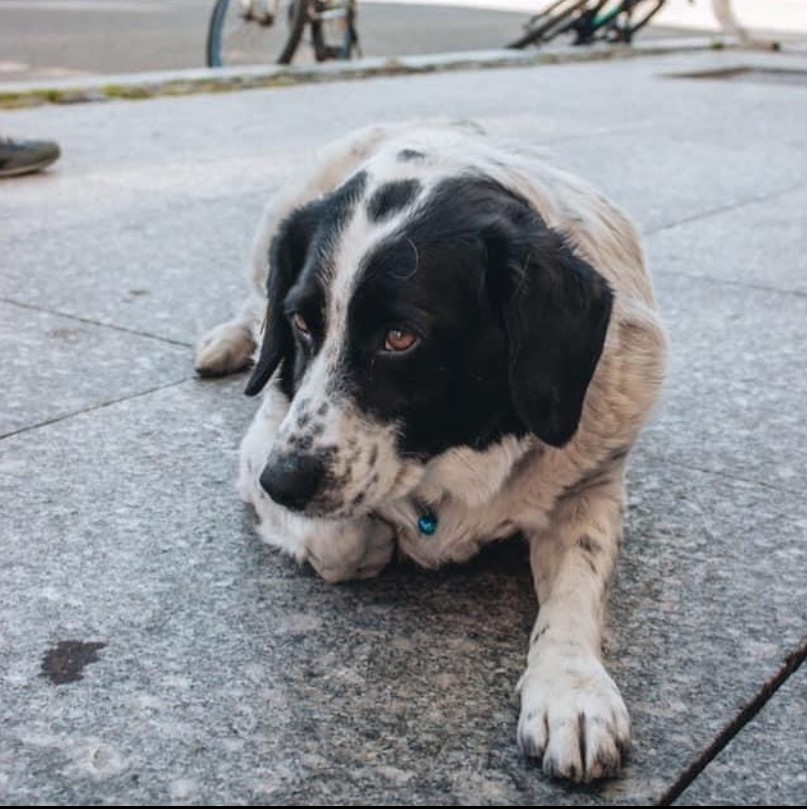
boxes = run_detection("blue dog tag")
[418,510,438,536]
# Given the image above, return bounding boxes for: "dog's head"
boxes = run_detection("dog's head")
[246,160,612,518]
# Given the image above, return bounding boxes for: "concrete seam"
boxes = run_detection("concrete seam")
[652,268,807,300]
[645,179,807,237]
[642,452,807,497]
[0,376,193,442]
[0,296,194,349]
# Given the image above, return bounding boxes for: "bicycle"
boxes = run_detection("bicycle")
[207,0,359,68]
[507,0,667,50]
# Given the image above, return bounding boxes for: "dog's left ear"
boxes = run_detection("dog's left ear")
[244,208,313,397]
[489,205,613,448]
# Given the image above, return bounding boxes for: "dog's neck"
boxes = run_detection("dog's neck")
[416,434,537,510]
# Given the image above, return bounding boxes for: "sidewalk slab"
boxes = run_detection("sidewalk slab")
[0,301,190,437]
[640,269,807,493]
[3,51,805,237]
[674,663,807,805]
[1,47,806,804]
[2,50,806,341]
[1,194,267,346]
[0,379,804,804]
[647,184,807,294]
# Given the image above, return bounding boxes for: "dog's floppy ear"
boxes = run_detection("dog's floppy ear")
[490,204,613,447]
[244,209,313,397]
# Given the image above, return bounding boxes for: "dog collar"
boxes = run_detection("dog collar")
[417,508,438,536]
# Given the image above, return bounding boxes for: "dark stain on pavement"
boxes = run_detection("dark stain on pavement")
[41,640,106,685]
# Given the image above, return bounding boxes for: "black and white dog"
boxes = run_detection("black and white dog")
[195,121,666,783]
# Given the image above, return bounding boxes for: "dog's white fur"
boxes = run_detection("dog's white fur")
[196,121,666,783]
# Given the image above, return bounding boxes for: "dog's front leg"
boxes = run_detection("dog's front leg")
[518,475,630,782]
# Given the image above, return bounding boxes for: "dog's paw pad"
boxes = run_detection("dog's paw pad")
[518,656,630,783]
[194,322,255,378]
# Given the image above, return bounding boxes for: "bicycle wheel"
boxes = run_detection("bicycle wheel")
[310,0,356,62]
[207,0,310,67]
[507,0,592,49]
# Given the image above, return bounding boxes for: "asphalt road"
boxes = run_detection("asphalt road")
[0,0,533,82]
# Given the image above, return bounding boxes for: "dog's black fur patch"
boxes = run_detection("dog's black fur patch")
[344,176,612,456]
[397,148,426,162]
[366,179,422,223]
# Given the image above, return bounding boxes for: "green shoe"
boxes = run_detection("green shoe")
[0,136,60,178]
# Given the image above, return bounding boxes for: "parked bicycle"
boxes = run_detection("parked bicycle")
[508,0,668,49]
[207,0,359,67]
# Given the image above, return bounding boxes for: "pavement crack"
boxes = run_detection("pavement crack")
[642,453,807,497]
[0,297,193,348]
[0,377,193,441]
[657,639,807,806]
[645,178,807,237]
[652,268,807,299]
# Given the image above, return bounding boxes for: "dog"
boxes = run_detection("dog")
[195,121,666,783]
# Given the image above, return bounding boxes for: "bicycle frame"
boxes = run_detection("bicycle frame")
[509,0,668,49]
[577,0,666,44]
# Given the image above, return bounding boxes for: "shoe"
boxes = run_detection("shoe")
[0,136,60,178]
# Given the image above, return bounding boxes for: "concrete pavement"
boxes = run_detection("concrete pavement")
[1,46,806,804]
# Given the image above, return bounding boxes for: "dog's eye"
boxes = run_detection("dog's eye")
[383,329,419,353]
[291,313,311,338]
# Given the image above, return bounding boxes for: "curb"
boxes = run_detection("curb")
[0,37,736,109]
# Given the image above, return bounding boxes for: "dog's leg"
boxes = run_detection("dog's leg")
[194,124,399,378]
[238,383,396,582]
[518,473,630,783]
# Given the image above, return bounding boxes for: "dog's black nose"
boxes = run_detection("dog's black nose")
[259,455,324,511]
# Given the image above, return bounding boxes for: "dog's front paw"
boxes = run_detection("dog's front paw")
[194,321,255,378]
[517,652,630,783]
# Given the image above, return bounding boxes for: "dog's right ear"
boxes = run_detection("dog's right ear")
[244,209,313,397]
[483,191,613,448]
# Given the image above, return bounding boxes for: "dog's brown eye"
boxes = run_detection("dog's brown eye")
[384,329,418,353]
[291,313,310,337]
